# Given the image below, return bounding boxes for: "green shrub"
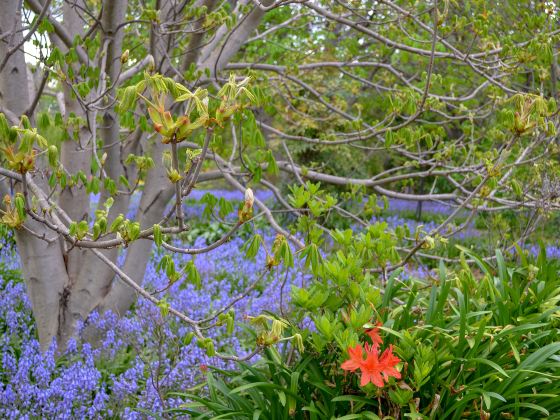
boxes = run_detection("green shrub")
[178,247,560,419]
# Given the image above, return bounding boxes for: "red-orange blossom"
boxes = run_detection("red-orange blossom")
[341,343,401,387]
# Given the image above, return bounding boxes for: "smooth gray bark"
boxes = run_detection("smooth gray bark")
[0,0,29,117]
[198,0,273,76]
[95,0,176,314]
[60,0,132,345]
[0,0,71,352]
[97,139,174,315]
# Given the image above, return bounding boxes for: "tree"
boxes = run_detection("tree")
[0,0,558,353]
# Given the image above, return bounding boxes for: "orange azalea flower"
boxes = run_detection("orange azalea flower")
[365,322,383,348]
[342,343,401,387]
[379,345,401,382]
[340,344,364,372]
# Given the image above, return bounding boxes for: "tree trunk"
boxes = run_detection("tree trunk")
[58,0,132,347]
[0,0,29,117]
[0,0,70,352]
[198,0,274,76]
[96,139,174,316]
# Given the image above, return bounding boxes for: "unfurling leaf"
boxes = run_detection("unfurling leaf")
[110,214,125,233]
[14,194,26,221]
[48,145,58,167]
[153,224,162,248]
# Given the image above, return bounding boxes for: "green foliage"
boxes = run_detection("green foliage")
[167,348,383,419]
[184,249,560,419]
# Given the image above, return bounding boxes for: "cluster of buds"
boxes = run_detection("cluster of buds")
[216,310,235,336]
[265,254,278,270]
[143,83,209,144]
[196,337,216,357]
[544,1,559,19]
[120,49,130,64]
[0,194,26,229]
[115,220,141,244]
[421,235,436,250]
[265,233,289,269]
[0,115,50,174]
[251,315,304,353]
[238,188,254,223]
[507,94,555,136]
[160,151,182,183]
[2,146,36,174]
[253,316,287,347]
[513,111,537,135]
[106,214,141,245]
[214,74,254,127]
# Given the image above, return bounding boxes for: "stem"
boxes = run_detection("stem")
[171,136,184,229]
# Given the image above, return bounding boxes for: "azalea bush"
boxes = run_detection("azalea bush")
[294,211,560,418]
[178,246,560,419]
[298,245,560,419]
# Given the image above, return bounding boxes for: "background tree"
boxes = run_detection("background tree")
[0,0,559,353]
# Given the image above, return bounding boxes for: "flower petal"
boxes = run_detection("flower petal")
[341,359,361,372]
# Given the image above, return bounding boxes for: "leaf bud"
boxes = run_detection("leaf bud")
[120,49,130,64]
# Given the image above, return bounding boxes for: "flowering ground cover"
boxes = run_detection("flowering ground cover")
[0,231,305,418]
